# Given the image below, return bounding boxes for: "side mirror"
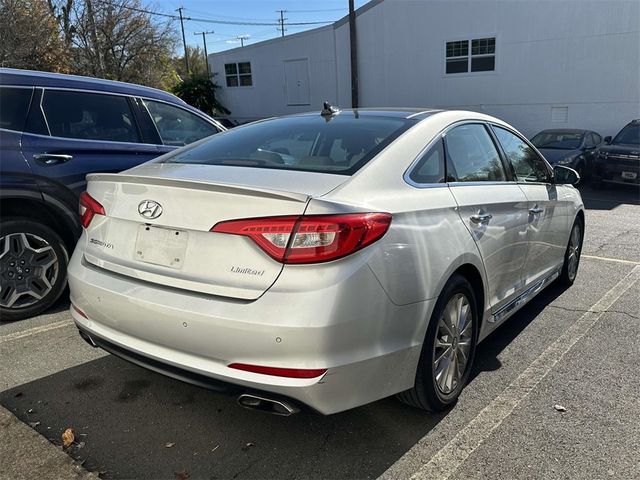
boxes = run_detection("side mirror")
[554,165,580,185]
[604,136,612,144]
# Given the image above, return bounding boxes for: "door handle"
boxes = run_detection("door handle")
[33,153,73,165]
[529,206,544,215]
[470,211,493,225]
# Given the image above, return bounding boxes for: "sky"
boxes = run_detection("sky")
[153,0,370,54]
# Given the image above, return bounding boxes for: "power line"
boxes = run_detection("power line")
[99,1,333,26]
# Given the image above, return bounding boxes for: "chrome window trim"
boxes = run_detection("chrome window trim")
[404,119,513,189]
[38,88,52,135]
[37,86,223,132]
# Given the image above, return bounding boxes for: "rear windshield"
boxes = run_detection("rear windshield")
[161,114,414,175]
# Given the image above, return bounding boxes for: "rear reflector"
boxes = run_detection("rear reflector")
[228,363,327,379]
[79,192,105,228]
[71,303,88,319]
[211,212,391,264]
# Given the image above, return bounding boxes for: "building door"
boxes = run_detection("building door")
[284,59,310,106]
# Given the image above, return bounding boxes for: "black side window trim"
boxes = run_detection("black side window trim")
[0,86,34,133]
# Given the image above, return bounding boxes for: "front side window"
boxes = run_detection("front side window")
[446,37,495,74]
[445,124,505,182]
[143,100,218,146]
[162,114,414,175]
[409,139,446,184]
[0,87,33,132]
[225,62,252,87]
[42,90,140,143]
[493,126,551,183]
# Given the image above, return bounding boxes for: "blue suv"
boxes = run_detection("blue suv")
[0,68,225,321]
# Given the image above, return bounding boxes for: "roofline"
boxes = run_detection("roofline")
[0,67,185,104]
[209,0,384,58]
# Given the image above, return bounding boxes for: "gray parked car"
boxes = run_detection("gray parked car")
[530,129,602,179]
[68,108,585,415]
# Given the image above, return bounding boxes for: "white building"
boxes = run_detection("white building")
[209,0,640,137]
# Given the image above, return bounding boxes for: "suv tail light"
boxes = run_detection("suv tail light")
[79,192,105,228]
[211,213,392,264]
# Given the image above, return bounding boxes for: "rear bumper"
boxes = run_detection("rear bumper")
[68,248,433,414]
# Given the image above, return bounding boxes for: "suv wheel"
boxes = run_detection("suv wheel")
[0,219,68,321]
[397,274,478,411]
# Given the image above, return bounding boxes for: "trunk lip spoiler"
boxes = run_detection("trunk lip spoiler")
[86,173,311,203]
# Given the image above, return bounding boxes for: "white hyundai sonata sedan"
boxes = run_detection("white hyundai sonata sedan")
[68,107,584,415]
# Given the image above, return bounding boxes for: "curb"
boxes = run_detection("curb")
[0,405,96,480]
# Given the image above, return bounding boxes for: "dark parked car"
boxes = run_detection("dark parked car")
[0,68,225,321]
[530,129,602,179]
[592,119,640,188]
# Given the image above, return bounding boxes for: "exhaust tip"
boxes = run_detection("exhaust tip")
[78,330,98,348]
[237,394,299,416]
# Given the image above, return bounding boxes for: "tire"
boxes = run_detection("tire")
[397,274,479,412]
[557,218,583,287]
[0,218,69,322]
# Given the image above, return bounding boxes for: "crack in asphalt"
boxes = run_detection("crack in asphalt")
[548,304,639,320]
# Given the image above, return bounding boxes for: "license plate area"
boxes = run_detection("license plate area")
[135,225,188,269]
[621,171,637,180]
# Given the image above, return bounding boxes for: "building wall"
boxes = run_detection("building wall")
[210,26,339,123]
[211,0,640,137]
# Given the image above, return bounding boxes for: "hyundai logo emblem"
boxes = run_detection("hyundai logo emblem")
[138,200,163,219]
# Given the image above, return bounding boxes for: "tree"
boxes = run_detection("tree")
[65,0,178,89]
[172,74,230,116]
[174,45,209,78]
[0,0,70,72]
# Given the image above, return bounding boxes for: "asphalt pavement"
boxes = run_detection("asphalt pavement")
[1,183,639,480]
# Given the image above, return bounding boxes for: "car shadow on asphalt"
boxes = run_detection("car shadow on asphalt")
[577,182,639,210]
[0,284,570,480]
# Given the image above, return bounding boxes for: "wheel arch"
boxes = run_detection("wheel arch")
[0,196,80,253]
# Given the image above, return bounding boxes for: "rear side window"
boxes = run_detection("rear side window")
[445,124,506,182]
[0,87,33,132]
[409,139,446,184]
[163,114,413,175]
[493,126,551,183]
[42,90,140,143]
[143,100,219,146]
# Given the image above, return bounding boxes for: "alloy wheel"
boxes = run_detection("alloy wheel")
[567,224,581,281]
[432,293,473,395]
[0,233,59,309]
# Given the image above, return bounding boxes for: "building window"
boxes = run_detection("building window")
[225,62,252,87]
[446,37,495,74]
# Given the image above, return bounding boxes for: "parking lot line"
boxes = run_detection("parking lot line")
[582,254,640,265]
[404,265,640,480]
[0,319,73,344]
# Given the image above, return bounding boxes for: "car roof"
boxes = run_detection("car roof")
[535,129,591,135]
[0,67,187,106]
[287,108,443,121]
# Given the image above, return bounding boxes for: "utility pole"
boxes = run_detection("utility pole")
[277,10,287,37]
[176,7,189,73]
[236,35,250,47]
[348,0,359,108]
[194,30,214,77]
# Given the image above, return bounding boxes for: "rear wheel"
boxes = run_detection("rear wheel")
[0,219,68,322]
[397,274,478,412]
[558,219,583,287]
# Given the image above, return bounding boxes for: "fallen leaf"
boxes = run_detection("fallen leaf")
[553,404,567,412]
[165,442,176,448]
[62,428,75,448]
[174,471,189,480]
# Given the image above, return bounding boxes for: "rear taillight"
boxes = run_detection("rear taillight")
[211,213,392,264]
[79,192,105,228]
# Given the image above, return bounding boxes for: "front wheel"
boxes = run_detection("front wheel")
[0,219,69,322]
[557,219,583,287]
[397,274,478,412]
